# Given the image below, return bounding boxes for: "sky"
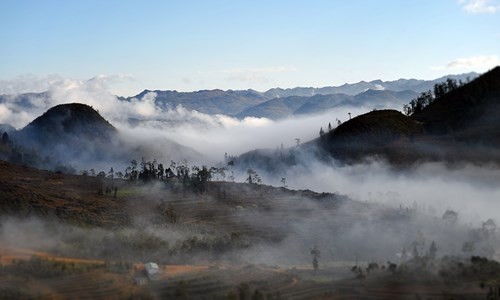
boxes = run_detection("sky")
[1,0,499,96]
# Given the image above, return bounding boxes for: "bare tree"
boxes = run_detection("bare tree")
[310,246,321,273]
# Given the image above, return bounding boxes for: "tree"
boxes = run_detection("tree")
[434,82,447,99]
[310,245,320,273]
[246,168,261,185]
[1,132,9,144]
[127,160,138,180]
[217,167,227,181]
[281,177,287,188]
[446,78,458,92]
[108,167,114,179]
[328,122,332,132]
[400,247,407,263]
[403,104,412,116]
[442,210,458,224]
[428,241,437,260]
[198,166,210,193]
[319,127,325,137]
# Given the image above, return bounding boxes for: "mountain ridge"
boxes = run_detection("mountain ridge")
[123,72,477,119]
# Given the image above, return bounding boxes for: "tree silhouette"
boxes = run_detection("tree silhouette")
[319,127,325,137]
[1,132,9,144]
[246,168,261,184]
[428,241,437,259]
[281,177,287,188]
[310,246,320,273]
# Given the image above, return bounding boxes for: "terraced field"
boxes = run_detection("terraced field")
[1,161,498,299]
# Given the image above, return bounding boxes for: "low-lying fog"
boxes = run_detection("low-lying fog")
[1,75,499,267]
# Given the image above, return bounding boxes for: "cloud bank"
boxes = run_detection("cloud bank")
[458,0,500,13]
[0,74,370,164]
[432,55,500,72]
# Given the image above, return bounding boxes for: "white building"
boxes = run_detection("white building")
[144,262,161,281]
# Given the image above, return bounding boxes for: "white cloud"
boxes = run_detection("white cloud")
[458,0,500,13]
[432,55,500,71]
[0,74,64,95]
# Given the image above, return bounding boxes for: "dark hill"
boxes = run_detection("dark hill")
[15,103,118,161]
[317,110,423,163]
[411,66,500,144]
[316,67,500,164]
[19,103,116,145]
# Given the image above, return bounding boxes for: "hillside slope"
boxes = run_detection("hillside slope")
[315,110,423,163]
[14,103,117,161]
[411,66,500,144]
[316,67,500,164]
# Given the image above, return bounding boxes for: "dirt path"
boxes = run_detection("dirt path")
[282,276,299,290]
[1,247,209,277]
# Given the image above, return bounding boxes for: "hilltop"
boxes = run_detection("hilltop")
[18,103,117,146]
[317,67,500,164]
[317,110,422,163]
[0,102,202,172]
[7,103,119,168]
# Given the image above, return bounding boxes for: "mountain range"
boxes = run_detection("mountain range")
[1,73,475,123]
[0,70,493,174]
[0,74,477,133]
[124,72,476,119]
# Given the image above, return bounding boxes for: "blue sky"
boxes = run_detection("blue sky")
[1,0,499,95]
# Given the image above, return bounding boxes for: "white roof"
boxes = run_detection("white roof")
[145,262,160,273]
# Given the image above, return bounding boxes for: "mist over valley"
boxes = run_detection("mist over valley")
[1,68,500,299]
[1,1,500,298]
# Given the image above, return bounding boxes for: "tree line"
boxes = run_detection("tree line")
[403,77,470,116]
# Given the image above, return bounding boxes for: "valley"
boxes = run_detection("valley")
[1,158,500,299]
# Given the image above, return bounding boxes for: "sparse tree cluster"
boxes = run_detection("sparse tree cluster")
[246,168,262,185]
[318,120,340,137]
[403,77,467,116]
